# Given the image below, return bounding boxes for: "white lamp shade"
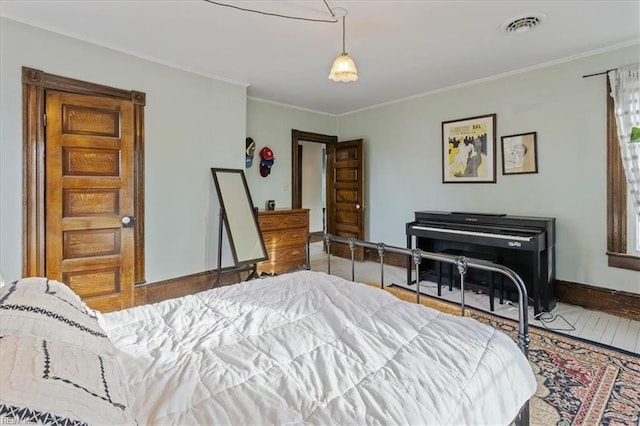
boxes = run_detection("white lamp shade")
[328,53,359,82]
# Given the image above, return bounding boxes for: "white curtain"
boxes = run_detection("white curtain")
[608,64,640,219]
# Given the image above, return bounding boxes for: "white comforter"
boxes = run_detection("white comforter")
[103,270,536,425]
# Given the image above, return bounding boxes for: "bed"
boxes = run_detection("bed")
[1,269,536,425]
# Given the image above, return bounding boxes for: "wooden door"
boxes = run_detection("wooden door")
[326,139,365,261]
[45,91,135,312]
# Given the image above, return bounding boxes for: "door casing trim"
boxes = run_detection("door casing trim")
[291,129,337,209]
[21,66,146,285]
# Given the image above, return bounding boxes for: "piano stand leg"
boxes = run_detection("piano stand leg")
[438,250,505,312]
[436,261,442,297]
[489,273,495,311]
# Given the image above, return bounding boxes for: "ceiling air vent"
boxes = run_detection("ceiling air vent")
[500,13,547,34]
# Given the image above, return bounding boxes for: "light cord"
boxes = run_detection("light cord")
[325,0,335,18]
[342,16,346,53]
[203,0,338,23]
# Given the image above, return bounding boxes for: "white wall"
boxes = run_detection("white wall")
[245,98,336,211]
[337,45,640,295]
[0,18,246,284]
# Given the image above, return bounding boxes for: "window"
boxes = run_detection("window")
[607,79,640,270]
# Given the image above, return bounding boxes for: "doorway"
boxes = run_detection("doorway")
[291,129,365,260]
[291,129,336,208]
[292,130,335,243]
[299,142,326,236]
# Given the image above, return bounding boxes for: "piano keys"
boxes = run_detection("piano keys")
[406,211,556,315]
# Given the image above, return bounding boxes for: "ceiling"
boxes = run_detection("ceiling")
[2,1,639,115]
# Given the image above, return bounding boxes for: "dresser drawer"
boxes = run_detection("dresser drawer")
[262,228,307,251]
[257,209,309,275]
[258,211,308,231]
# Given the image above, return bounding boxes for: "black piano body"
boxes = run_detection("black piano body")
[406,210,556,315]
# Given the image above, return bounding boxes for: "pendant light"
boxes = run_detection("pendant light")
[328,10,358,82]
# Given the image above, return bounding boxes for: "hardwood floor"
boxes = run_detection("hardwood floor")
[308,243,640,354]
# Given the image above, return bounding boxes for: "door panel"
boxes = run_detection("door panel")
[63,228,121,258]
[62,104,121,137]
[336,188,357,203]
[63,147,121,176]
[63,189,120,217]
[327,139,365,261]
[45,91,135,312]
[65,268,120,298]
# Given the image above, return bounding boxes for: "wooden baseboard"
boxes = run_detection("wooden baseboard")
[308,234,324,244]
[555,280,640,321]
[134,266,247,306]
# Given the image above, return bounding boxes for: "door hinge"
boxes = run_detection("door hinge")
[43,113,47,127]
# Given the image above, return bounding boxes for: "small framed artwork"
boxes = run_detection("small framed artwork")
[501,132,538,175]
[442,113,496,183]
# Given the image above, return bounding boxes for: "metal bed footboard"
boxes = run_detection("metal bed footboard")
[305,231,531,426]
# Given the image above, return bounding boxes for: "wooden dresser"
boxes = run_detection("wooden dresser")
[257,208,309,275]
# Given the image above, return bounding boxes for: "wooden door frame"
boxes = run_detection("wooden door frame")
[291,129,337,209]
[22,66,146,285]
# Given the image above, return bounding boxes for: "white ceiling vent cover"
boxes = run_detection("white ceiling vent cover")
[500,13,547,33]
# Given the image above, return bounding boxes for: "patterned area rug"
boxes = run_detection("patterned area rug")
[379,284,640,426]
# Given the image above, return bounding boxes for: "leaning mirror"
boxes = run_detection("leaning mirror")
[211,168,267,269]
